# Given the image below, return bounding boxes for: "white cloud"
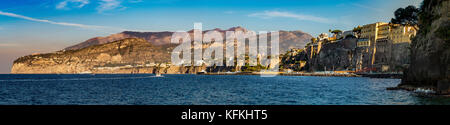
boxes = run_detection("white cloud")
[56,0,90,9]
[249,11,332,24]
[97,0,125,13]
[56,0,141,13]
[0,10,126,32]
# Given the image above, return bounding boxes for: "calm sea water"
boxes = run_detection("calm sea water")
[0,74,449,105]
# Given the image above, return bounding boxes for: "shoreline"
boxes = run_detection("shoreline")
[202,72,360,77]
[6,72,403,79]
[200,72,403,78]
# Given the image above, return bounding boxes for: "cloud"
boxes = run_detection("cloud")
[0,10,126,32]
[351,3,383,12]
[97,0,125,13]
[56,0,90,9]
[56,0,142,13]
[249,11,332,24]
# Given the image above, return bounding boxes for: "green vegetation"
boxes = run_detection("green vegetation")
[417,0,444,35]
[353,26,362,36]
[345,34,356,39]
[242,64,267,72]
[331,30,342,35]
[390,5,419,26]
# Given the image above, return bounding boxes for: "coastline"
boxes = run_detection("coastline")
[201,72,360,77]
[7,72,404,79]
[200,72,405,79]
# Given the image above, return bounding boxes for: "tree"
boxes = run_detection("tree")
[345,34,356,39]
[353,26,362,33]
[353,26,362,37]
[390,5,419,27]
[331,30,342,35]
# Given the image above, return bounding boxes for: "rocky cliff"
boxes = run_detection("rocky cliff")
[308,38,358,71]
[280,38,358,72]
[399,0,450,94]
[11,38,205,74]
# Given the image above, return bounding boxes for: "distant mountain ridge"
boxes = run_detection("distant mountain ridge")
[65,26,313,53]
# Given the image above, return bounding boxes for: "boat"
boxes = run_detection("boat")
[152,72,164,77]
[79,71,92,74]
[196,70,207,74]
[155,73,162,77]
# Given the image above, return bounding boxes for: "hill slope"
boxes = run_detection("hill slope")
[12,38,178,74]
[65,27,313,53]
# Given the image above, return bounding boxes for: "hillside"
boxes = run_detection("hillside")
[64,27,313,53]
[11,38,180,74]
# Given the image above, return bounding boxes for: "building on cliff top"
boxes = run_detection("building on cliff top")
[354,22,417,71]
[303,21,417,73]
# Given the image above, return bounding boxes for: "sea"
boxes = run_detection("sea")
[0,74,449,105]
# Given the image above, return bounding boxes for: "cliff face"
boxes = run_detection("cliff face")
[64,27,312,53]
[309,38,358,71]
[280,38,358,72]
[400,0,450,94]
[11,38,205,74]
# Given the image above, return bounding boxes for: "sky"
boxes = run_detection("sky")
[0,0,422,73]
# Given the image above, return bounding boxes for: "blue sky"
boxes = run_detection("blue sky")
[0,0,422,73]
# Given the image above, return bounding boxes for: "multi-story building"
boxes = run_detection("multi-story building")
[305,22,417,73]
[388,24,417,44]
[358,22,417,45]
[360,22,388,43]
[357,38,370,47]
[377,24,390,39]
[358,22,388,67]
[353,22,418,72]
[356,22,417,72]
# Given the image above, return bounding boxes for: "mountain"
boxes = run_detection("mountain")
[64,26,313,53]
[278,30,313,53]
[11,27,313,74]
[11,38,187,74]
